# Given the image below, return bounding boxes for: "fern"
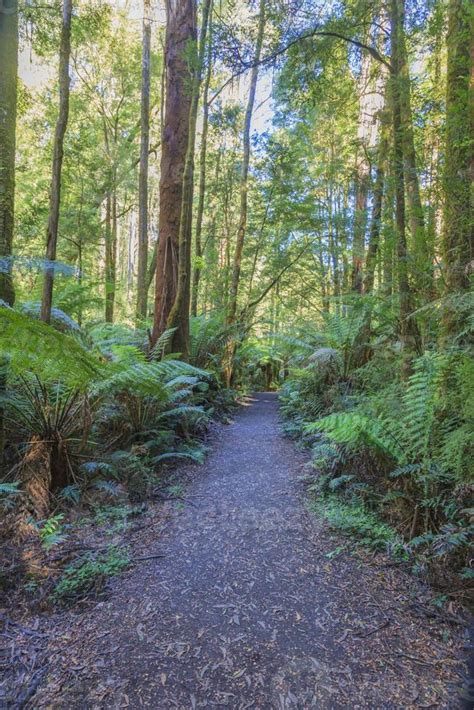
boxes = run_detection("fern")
[153,450,205,464]
[400,354,444,461]
[0,305,98,388]
[0,482,20,495]
[305,412,403,462]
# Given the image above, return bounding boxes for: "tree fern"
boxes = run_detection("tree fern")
[0,306,98,388]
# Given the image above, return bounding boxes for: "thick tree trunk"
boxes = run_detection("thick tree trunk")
[224,0,265,385]
[441,0,473,342]
[40,0,73,324]
[150,0,196,345]
[136,0,152,321]
[167,0,212,358]
[191,11,213,318]
[0,0,18,470]
[390,0,421,363]
[0,0,17,309]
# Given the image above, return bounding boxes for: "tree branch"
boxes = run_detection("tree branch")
[209,26,392,105]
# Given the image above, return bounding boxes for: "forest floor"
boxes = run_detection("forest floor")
[2,393,468,709]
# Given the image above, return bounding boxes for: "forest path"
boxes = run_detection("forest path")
[24,394,463,708]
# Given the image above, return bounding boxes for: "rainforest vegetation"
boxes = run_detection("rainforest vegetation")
[0,0,472,615]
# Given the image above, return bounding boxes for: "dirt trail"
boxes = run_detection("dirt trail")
[5,394,466,708]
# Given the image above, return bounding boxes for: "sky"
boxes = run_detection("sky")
[19,0,275,136]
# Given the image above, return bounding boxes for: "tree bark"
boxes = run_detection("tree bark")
[191,9,213,317]
[396,0,430,294]
[167,0,212,358]
[441,0,473,342]
[40,0,73,324]
[136,0,152,321]
[105,187,118,322]
[390,0,421,363]
[0,0,18,469]
[0,0,17,309]
[352,109,389,366]
[351,51,372,294]
[224,0,265,385]
[150,0,196,345]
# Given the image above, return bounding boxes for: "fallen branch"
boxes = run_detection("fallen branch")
[355,619,390,638]
[132,554,165,562]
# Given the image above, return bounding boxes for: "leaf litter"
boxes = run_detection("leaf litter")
[1,393,468,708]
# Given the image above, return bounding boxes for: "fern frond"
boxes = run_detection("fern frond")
[305,412,404,462]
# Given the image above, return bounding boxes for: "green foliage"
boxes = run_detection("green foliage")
[38,514,68,551]
[310,495,403,552]
[52,546,130,603]
[281,316,473,590]
[0,306,98,388]
[305,412,403,462]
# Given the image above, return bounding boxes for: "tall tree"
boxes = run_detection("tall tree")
[224,0,266,385]
[0,0,18,468]
[0,0,17,309]
[191,7,213,317]
[441,0,473,341]
[353,106,390,366]
[397,0,430,294]
[136,0,152,321]
[40,0,73,323]
[104,185,118,323]
[167,0,212,357]
[390,0,421,362]
[351,51,372,294]
[150,0,196,345]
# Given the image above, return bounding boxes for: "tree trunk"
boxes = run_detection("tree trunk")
[0,0,18,470]
[364,124,388,295]
[191,9,213,318]
[441,0,473,342]
[136,0,152,321]
[396,0,430,295]
[167,0,212,358]
[353,110,389,366]
[40,0,73,324]
[224,0,265,385]
[150,0,196,345]
[390,0,421,363]
[0,0,17,309]
[351,51,372,294]
[105,188,118,322]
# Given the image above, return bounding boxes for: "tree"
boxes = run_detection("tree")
[0,0,17,309]
[150,0,196,346]
[390,0,421,362]
[0,0,18,468]
[191,8,213,317]
[396,0,430,295]
[441,0,473,341]
[136,0,152,321]
[224,0,266,385]
[40,0,73,324]
[166,0,212,357]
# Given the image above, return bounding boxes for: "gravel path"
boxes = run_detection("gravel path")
[7,393,465,708]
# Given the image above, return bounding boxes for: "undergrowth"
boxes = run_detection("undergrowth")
[309,493,405,555]
[280,312,473,602]
[52,545,130,604]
